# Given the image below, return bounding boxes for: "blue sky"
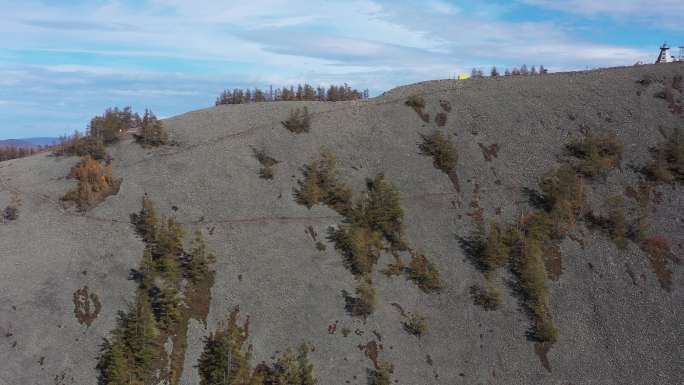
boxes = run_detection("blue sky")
[1,0,682,139]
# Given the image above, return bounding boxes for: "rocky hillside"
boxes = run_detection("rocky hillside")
[1,63,682,385]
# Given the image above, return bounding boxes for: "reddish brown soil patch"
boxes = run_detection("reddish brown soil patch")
[447,170,461,192]
[359,340,382,369]
[640,236,673,292]
[534,342,552,373]
[478,143,499,162]
[543,243,563,281]
[435,112,447,127]
[72,286,101,327]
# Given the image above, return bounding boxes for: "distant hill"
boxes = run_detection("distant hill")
[0,137,57,148]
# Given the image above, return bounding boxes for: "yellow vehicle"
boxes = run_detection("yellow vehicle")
[457,73,470,80]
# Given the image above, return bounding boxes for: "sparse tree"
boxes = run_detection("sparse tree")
[138,110,168,147]
[490,66,500,77]
[520,64,529,76]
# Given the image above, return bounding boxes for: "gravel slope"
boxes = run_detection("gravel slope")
[1,63,683,385]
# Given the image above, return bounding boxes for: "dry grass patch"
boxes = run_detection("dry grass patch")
[402,311,428,337]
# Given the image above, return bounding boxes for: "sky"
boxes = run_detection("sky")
[0,0,682,139]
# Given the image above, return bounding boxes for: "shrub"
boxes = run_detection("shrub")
[350,175,405,248]
[259,343,316,385]
[136,110,168,147]
[3,205,18,222]
[644,127,684,183]
[405,95,425,110]
[53,133,106,160]
[539,165,585,237]
[368,362,393,385]
[482,222,510,271]
[329,224,383,276]
[585,196,627,249]
[566,132,623,177]
[439,100,452,112]
[253,147,279,180]
[511,236,558,343]
[406,253,443,293]
[469,283,503,311]
[343,279,377,318]
[61,156,121,211]
[294,149,352,212]
[282,107,311,134]
[419,131,458,174]
[405,95,429,122]
[402,312,428,337]
[259,166,275,180]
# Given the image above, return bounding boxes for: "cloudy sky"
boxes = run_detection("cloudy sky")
[0,0,681,139]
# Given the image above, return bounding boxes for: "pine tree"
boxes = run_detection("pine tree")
[197,308,252,385]
[297,343,316,385]
[490,66,499,77]
[520,64,529,76]
[121,293,158,372]
[531,65,538,75]
[187,231,216,285]
[97,338,130,385]
[131,196,159,242]
[504,68,511,76]
[139,110,168,147]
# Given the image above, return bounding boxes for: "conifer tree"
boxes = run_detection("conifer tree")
[197,308,252,385]
[131,195,159,242]
[97,338,129,385]
[187,231,217,285]
[490,66,499,77]
[121,293,158,372]
[138,110,168,147]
